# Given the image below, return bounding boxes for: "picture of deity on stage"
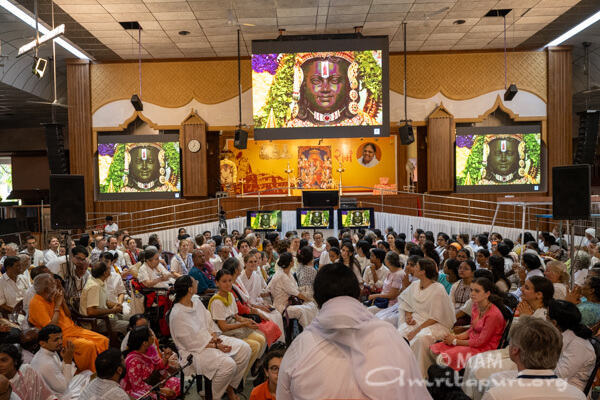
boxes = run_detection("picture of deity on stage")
[297,146,334,189]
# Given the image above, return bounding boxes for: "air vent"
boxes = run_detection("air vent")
[484,9,512,18]
[119,21,142,30]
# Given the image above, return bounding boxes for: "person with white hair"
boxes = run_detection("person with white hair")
[583,228,596,247]
[0,243,18,267]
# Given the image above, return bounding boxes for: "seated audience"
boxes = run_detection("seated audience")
[170,238,192,278]
[80,348,129,400]
[0,256,28,315]
[340,243,363,285]
[487,255,510,293]
[512,252,544,299]
[209,269,268,378]
[124,238,140,268]
[99,252,130,317]
[476,248,490,269]
[397,258,456,377]
[482,317,586,400]
[462,275,554,399]
[30,324,92,399]
[450,260,475,312]
[567,275,600,327]
[120,314,178,370]
[363,248,390,295]
[265,252,317,329]
[121,325,180,399]
[79,261,128,334]
[295,246,318,297]
[169,275,252,400]
[430,277,507,371]
[277,263,431,400]
[137,248,173,288]
[250,349,285,400]
[0,343,56,400]
[188,249,217,295]
[19,327,40,363]
[318,237,339,267]
[544,260,569,300]
[28,273,109,372]
[367,251,404,315]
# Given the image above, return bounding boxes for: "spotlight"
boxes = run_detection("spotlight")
[32,57,47,78]
[504,83,518,101]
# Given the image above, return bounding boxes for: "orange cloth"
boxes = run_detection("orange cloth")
[28,294,109,372]
[249,381,275,400]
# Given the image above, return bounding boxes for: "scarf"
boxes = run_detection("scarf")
[305,296,431,400]
[208,292,234,311]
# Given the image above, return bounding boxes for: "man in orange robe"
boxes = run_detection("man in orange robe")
[28,273,108,372]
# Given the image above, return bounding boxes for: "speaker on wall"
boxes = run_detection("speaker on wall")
[398,123,414,145]
[234,129,248,150]
[50,175,86,230]
[574,111,599,165]
[552,165,590,220]
[45,124,69,174]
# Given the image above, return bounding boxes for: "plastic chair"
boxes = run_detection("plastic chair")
[496,306,514,349]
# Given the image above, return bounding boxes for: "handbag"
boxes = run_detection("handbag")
[223,315,254,339]
[373,297,389,308]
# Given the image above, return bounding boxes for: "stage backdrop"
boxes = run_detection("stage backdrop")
[221,137,396,195]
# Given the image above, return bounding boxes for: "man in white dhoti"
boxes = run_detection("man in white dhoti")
[29,325,92,400]
[397,258,456,378]
[278,263,433,400]
[169,275,251,400]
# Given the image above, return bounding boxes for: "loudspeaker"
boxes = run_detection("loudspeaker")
[234,129,248,150]
[340,197,358,209]
[503,84,518,101]
[131,94,143,111]
[45,124,68,174]
[50,175,86,230]
[552,165,590,220]
[574,111,599,165]
[302,190,339,207]
[398,124,414,145]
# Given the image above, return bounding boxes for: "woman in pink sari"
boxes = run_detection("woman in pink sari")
[122,325,180,399]
[430,277,507,371]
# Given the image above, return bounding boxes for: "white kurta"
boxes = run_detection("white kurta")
[169,297,251,400]
[397,281,456,377]
[362,265,391,288]
[277,296,432,400]
[236,275,285,342]
[137,263,172,288]
[30,347,92,400]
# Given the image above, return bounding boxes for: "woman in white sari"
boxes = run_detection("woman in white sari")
[397,258,456,377]
[235,255,285,339]
[169,275,251,400]
[265,252,317,329]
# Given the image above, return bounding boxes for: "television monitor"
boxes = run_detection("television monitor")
[296,208,334,229]
[252,35,389,140]
[97,134,181,200]
[247,210,282,232]
[337,208,374,229]
[455,125,545,194]
[302,190,339,208]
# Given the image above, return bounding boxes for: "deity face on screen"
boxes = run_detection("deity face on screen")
[487,139,519,182]
[304,59,348,115]
[129,147,160,185]
[351,211,364,225]
[260,214,272,229]
[311,211,323,226]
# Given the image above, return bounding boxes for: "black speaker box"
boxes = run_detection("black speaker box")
[574,111,599,165]
[302,190,339,208]
[398,124,414,145]
[234,129,248,150]
[552,165,590,220]
[45,124,68,174]
[50,175,86,230]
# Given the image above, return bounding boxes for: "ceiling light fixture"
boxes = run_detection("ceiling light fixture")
[0,0,90,60]
[453,20,466,25]
[546,10,600,47]
[179,31,190,36]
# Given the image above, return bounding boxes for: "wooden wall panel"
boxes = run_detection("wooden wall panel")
[547,46,573,193]
[181,114,207,197]
[67,59,93,213]
[427,106,454,193]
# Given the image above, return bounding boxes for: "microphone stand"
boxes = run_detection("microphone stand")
[136,354,193,400]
